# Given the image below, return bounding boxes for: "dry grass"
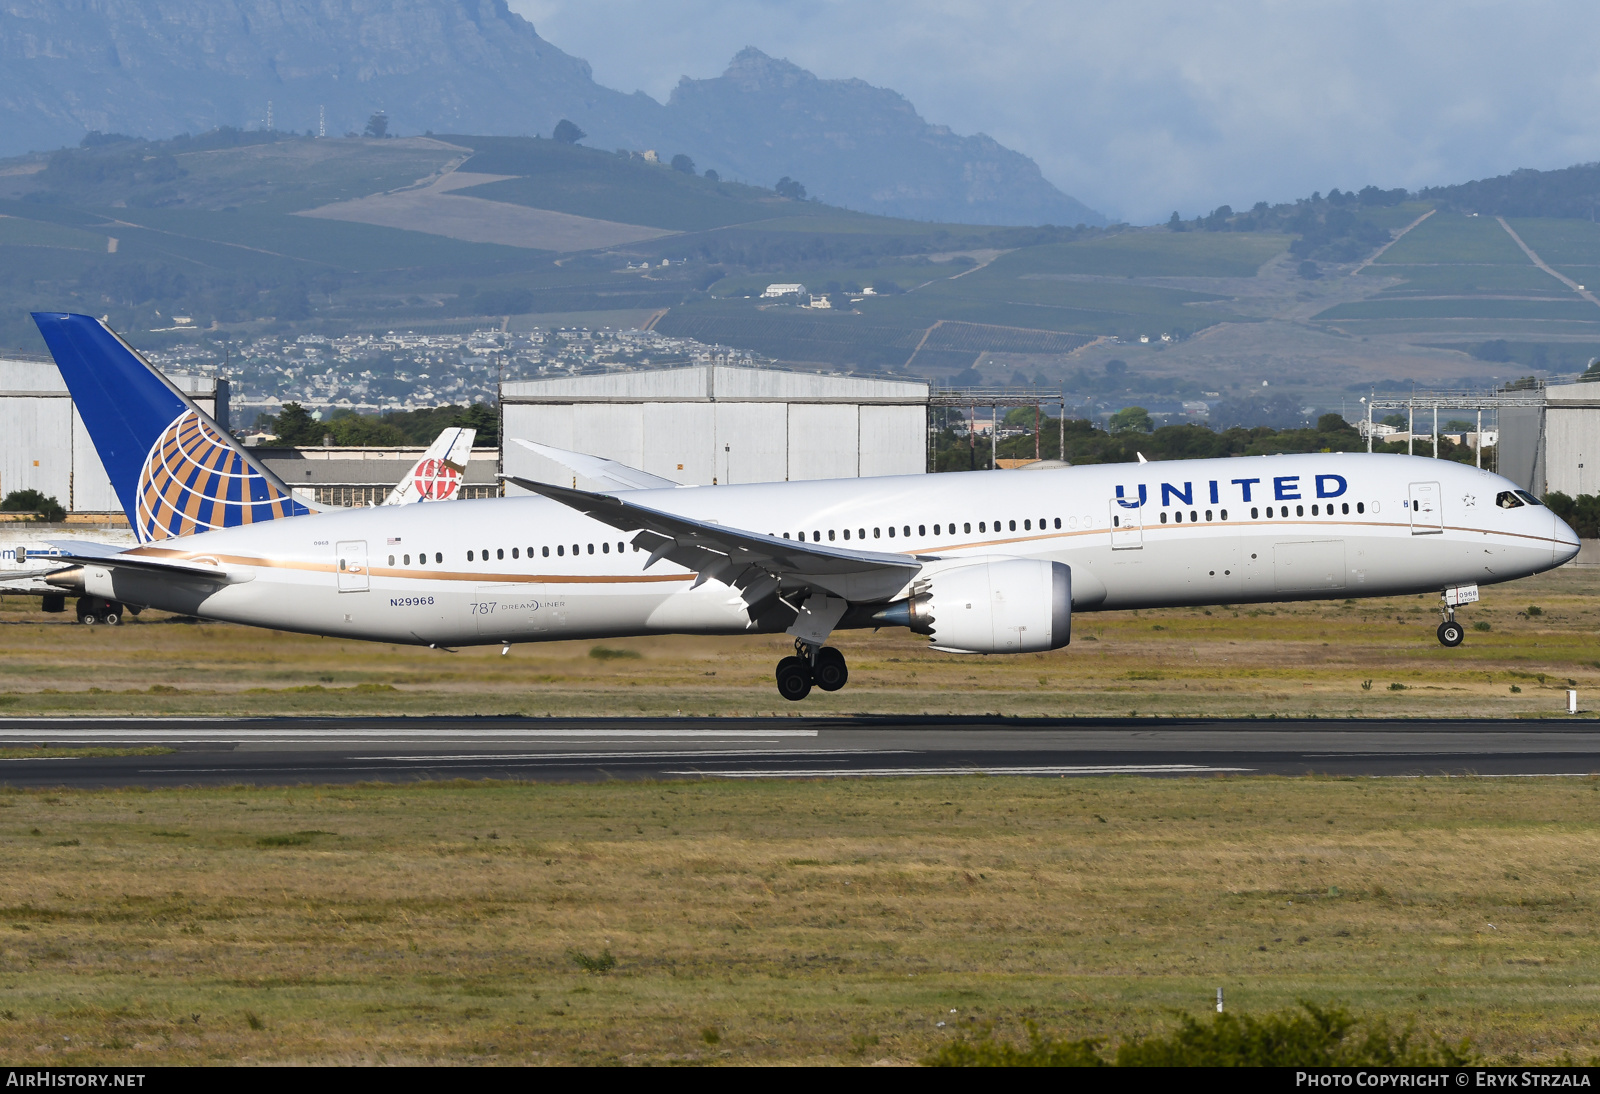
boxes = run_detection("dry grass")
[0,567,1595,718]
[0,776,1597,1064]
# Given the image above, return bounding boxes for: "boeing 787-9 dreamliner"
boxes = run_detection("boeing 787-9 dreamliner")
[32,312,1579,701]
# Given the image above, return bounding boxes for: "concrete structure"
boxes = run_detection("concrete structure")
[253,446,501,507]
[761,284,806,298]
[0,355,225,516]
[501,364,928,490]
[1500,381,1600,497]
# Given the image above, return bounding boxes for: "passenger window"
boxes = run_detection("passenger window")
[843,529,851,540]
[903,525,910,536]
[932,524,940,535]
[1009,520,1017,531]
[886,526,895,538]
[1205,510,1213,521]
[783,532,791,539]
[1113,515,1121,527]
[964,523,971,533]
[543,547,550,557]
[603,542,610,553]
[1054,518,1061,529]
[512,548,519,559]
[497,548,504,560]
[1174,511,1183,523]
[418,554,427,566]
[919,525,926,536]
[1296,505,1304,517]
[1341,503,1349,515]
[403,554,410,565]
[557,545,564,556]
[587,543,594,554]
[1357,503,1364,514]
[859,529,866,539]
[1220,509,1228,520]
[874,527,881,538]
[979,522,987,533]
[1190,510,1198,522]
[813,531,821,542]
[1160,512,1169,524]
[388,554,395,565]
[1251,508,1259,519]
[1024,519,1032,530]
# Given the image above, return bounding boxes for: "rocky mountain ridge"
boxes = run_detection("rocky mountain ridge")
[0,0,1100,226]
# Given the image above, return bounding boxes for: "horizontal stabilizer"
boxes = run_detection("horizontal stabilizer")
[510,438,682,492]
[45,551,255,587]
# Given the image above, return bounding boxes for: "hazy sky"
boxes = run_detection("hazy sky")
[512,0,1600,225]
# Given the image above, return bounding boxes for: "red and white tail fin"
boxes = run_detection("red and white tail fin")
[383,427,476,506]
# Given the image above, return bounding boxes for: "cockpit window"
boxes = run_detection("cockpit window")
[1496,490,1524,509]
[1515,490,1544,507]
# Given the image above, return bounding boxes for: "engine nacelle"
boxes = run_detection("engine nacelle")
[905,558,1071,654]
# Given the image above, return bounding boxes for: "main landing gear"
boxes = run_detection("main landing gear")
[775,641,849,701]
[77,596,126,626]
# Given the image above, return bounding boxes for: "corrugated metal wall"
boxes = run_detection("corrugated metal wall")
[0,357,220,513]
[502,365,928,492]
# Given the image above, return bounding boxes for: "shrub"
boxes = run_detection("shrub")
[926,1005,1476,1067]
[570,948,616,974]
[1,490,65,523]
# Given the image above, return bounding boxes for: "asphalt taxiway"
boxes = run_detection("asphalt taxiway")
[0,715,1598,787]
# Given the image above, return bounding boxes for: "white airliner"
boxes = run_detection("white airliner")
[32,313,1580,700]
[1,422,476,624]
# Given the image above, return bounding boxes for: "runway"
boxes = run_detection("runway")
[1,715,1599,787]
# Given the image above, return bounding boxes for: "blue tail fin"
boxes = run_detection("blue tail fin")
[32,312,312,543]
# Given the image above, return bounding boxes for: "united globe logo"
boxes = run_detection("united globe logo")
[135,410,299,542]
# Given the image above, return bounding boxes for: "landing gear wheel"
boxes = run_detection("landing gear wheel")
[1437,620,1464,647]
[813,646,848,692]
[76,597,99,626]
[102,601,123,626]
[775,656,813,702]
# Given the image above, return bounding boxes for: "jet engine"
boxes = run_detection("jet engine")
[877,558,1071,654]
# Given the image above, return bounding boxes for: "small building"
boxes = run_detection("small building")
[1501,381,1600,496]
[806,295,833,309]
[253,445,500,508]
[502,363,928,489]
[761,283,807,298]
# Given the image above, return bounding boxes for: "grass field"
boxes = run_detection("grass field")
[991,231,1291,278]
[3,570,1600,1064]
[1316,298,1599,322]
[1504,219,1600,268]
[0,566,1595,720]
[0,216,105,251]
[1374,214,1533,266]
[1361,263,1568,297]
[2,774,1598,1064]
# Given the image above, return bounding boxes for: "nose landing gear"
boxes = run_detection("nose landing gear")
[1437,584,1478,647]
[774,640,849,701]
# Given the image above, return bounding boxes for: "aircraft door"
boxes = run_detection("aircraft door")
[1110,499,1143,550]
[1408,481,1443,535]
[336,540,369,592]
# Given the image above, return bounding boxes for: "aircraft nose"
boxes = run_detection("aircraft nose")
[1553,512,1581,565]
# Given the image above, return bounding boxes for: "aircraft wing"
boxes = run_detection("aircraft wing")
[501,475,920,604]
[383,427,476,506]
[510,438,682,492]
